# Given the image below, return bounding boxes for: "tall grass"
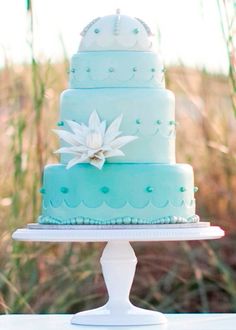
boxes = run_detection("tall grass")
[217,0,236,114]
[0,1,235,315]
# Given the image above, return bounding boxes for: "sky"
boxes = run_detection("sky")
[0,0,230,73]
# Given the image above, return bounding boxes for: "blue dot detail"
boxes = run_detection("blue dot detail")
[86,67,91,72]
[136,119,141,124]
[180,187,186,192]
[146,186,154,193]
[94,28,100,34]
[151,68,156,72]
[57,121,64,127]
[133,67,137,72]
[71,68,75,73]
[61,187,69,194]
[101,186,109,194]
[39,188,46,194]
[156,120,161,125]
[133,28,139,34]
[108,67,114,72]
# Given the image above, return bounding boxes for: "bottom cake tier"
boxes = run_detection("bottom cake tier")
[38,163,199,225]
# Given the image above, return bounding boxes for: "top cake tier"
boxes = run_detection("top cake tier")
[79,12,153,52]
[69,12,164,89]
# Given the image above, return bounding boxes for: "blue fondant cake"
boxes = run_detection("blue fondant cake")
[37,12,199,225]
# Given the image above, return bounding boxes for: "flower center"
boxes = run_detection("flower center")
[86,130,103,149]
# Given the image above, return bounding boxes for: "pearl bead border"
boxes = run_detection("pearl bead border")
[38,214,200,225]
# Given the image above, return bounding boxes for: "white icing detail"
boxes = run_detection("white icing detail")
[114,9,121,36]
[135,17,154,36]
[80,17,101,37]
[79,15,153,51]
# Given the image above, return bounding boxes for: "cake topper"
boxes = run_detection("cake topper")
[79,10,153,38]
[79,11,154,51]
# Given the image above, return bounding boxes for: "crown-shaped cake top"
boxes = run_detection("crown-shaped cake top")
[79,9,154,52]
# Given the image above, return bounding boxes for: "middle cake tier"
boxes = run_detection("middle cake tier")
[38,163,197,225]
[59,87,176,164]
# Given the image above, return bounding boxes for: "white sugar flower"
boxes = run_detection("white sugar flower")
[53,111,138,169]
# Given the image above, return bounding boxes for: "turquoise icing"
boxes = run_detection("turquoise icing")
[70,51,164,89]
[40,163,196,222]
[36,14,200,227]
[59,88,175,164]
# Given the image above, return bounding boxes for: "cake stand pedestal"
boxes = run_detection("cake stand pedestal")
[12,223,224,326]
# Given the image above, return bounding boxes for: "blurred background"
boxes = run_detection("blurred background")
[0,0,236,314]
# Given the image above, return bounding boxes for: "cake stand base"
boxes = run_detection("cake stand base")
[12,223,224,326]
[71,304,167,326]
[72,240,167,326]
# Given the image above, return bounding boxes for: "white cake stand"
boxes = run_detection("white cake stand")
[12,222,224,326]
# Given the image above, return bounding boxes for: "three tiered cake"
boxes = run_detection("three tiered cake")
[38,11,199,226]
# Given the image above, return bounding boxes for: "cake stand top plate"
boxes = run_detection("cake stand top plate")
[12,222,224,242]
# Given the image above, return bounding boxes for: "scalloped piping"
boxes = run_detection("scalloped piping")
[131,127,176,138]
[71,71,158,84]
[38,214,199,225]
[43,199,195,210]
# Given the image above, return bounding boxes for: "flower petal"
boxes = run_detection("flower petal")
[66,121,87,143]
[90,157,105,170]
[104,130,122,145]
[66,157,82,169]
[104,149,125,158]
[100,120,107,137]
[55,146,90,154]
[76,123,90,137]
[110,135,138,149]
[88,111,101,131]
[105,114,123,138]
[94,151,105,160]
[70,146,90,152]
[54,147,81,155]
[101,145,112,152]
[66,120,82,134]
[66,154,89,169]
[53,129,81,146]
[87,149,99,157]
